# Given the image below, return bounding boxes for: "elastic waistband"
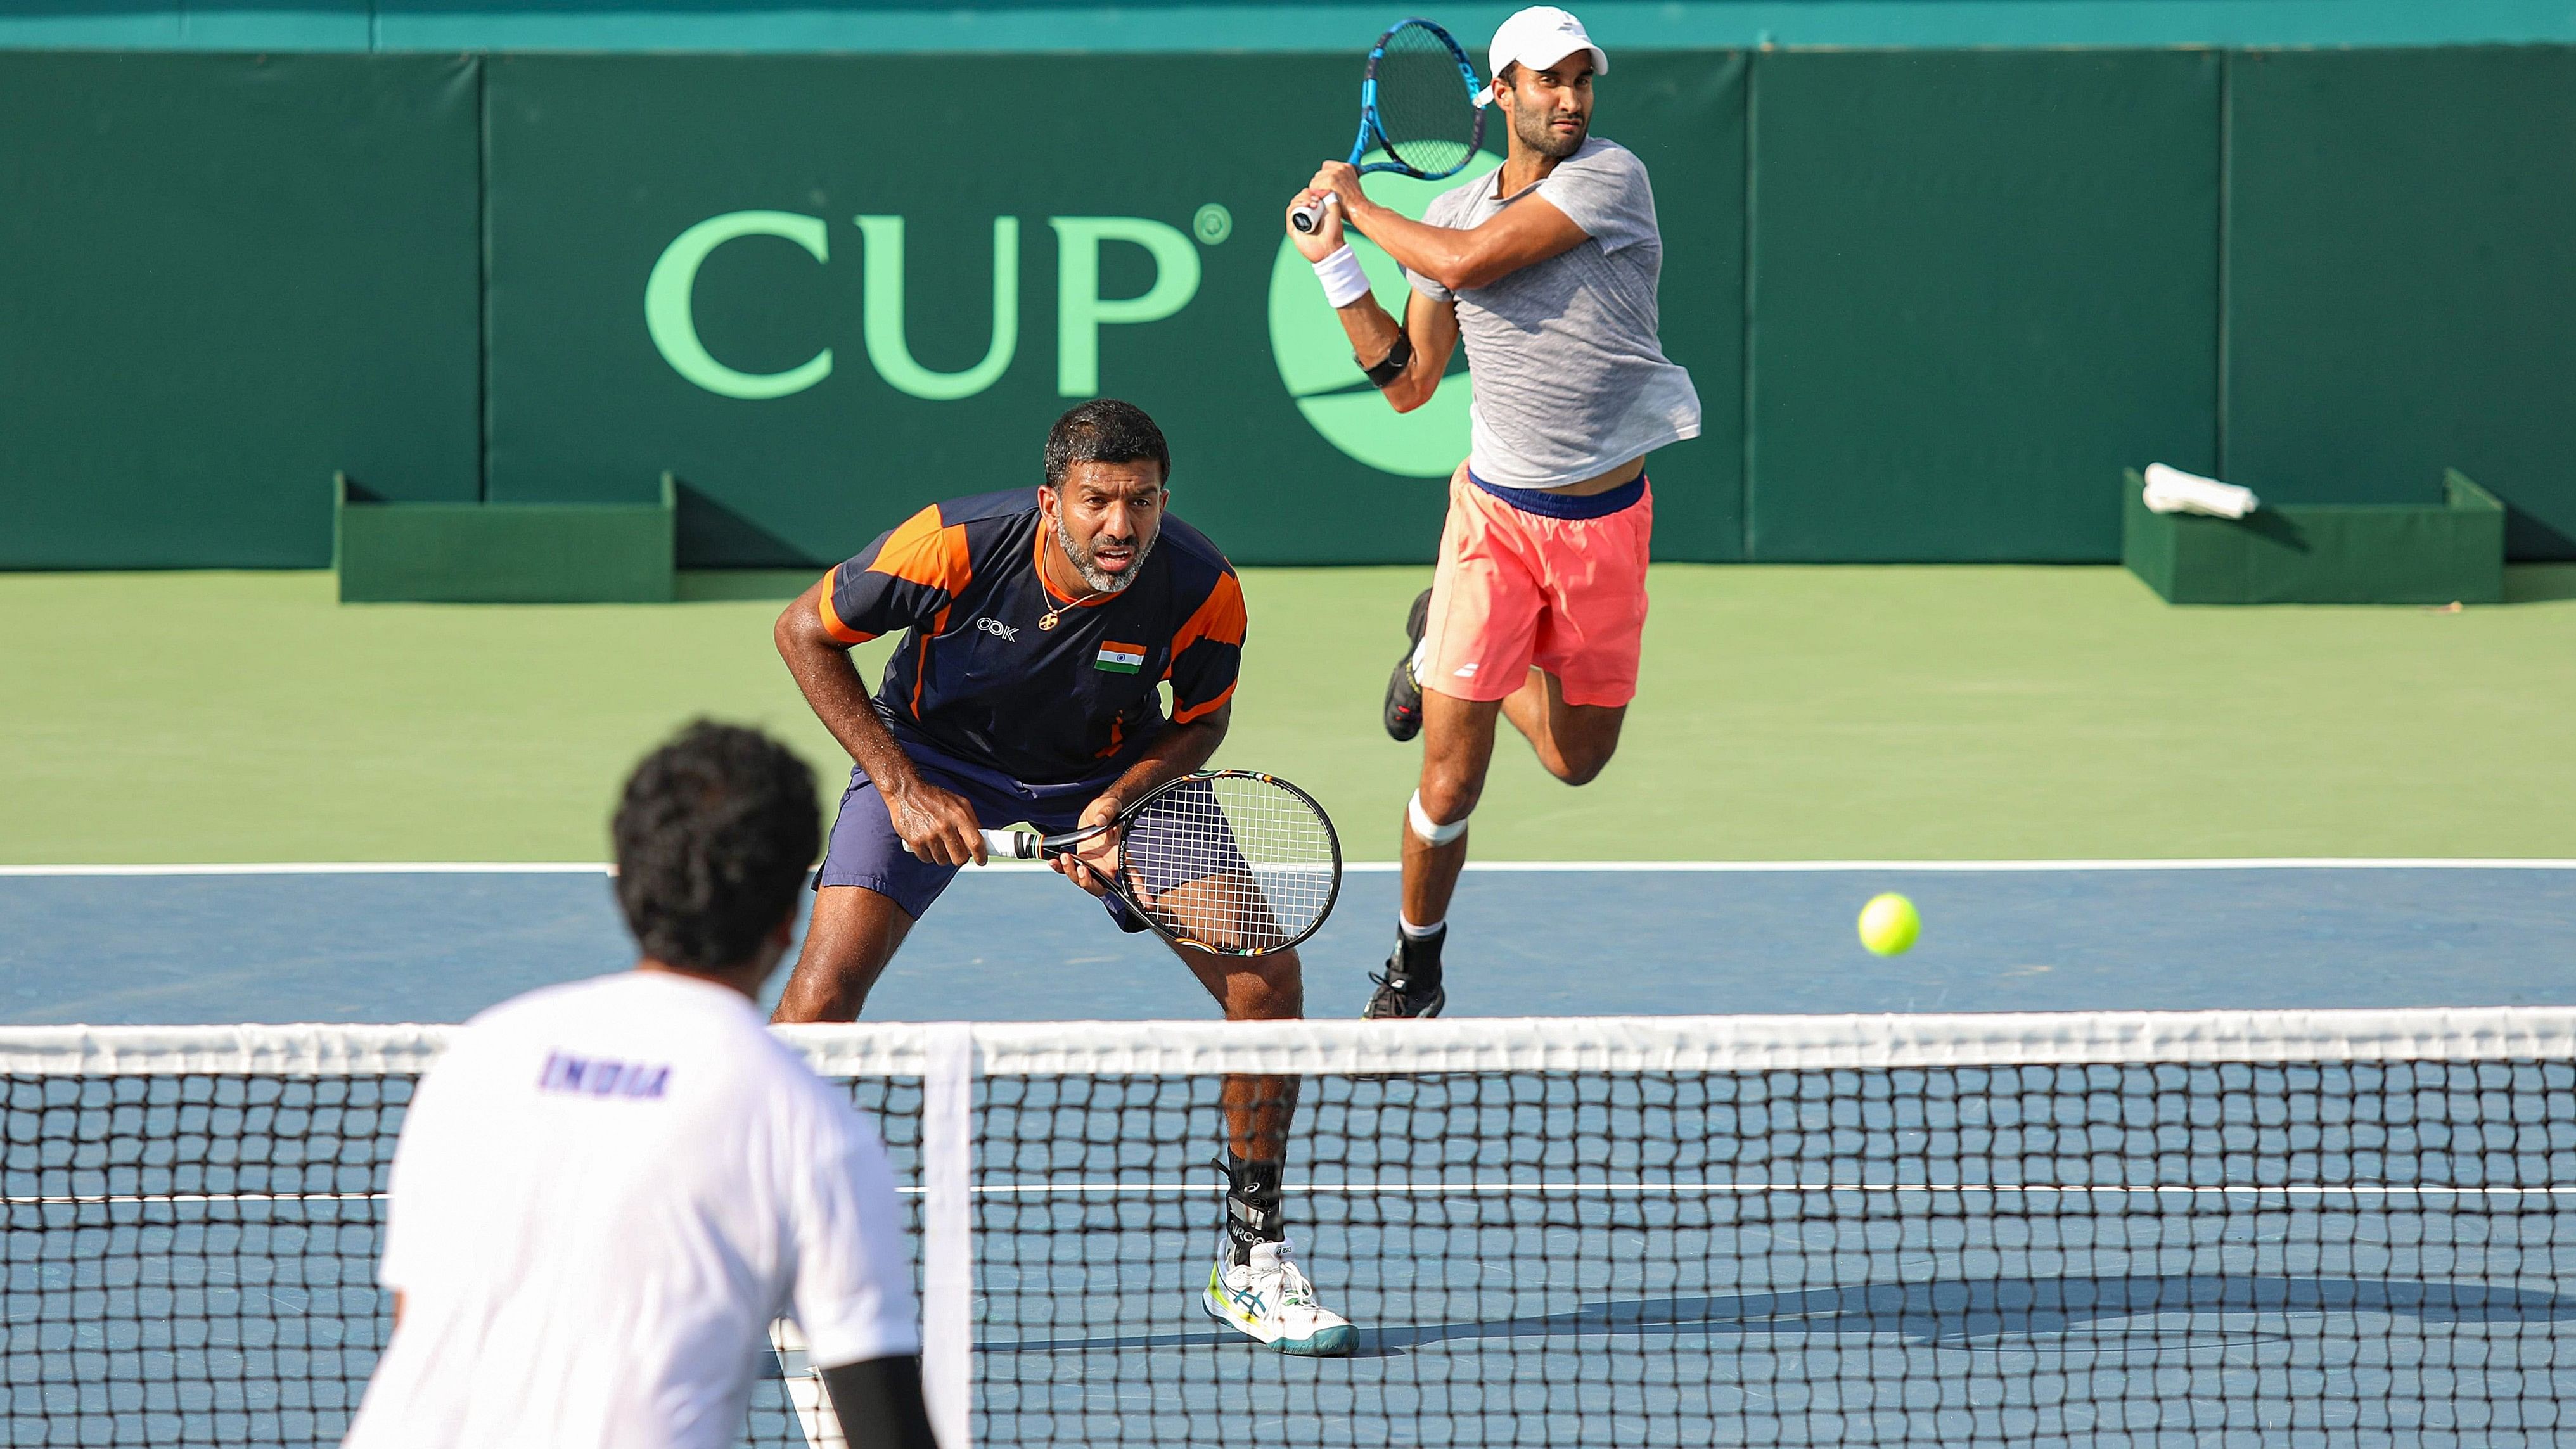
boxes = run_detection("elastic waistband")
[1468,469,1648,520]
[878,714,1134,801]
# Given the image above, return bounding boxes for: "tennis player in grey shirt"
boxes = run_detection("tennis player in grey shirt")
[1285,5,1700,1018]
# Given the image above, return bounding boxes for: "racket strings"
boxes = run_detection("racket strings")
[1122,777,1336,952]
[1372,24,1480,177]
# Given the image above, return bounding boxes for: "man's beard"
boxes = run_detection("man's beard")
[1508,101,1586,159]
[1055,510,1156,594]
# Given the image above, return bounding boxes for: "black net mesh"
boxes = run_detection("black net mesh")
[1369,23,1482,179]
[10,1038,2576,1446]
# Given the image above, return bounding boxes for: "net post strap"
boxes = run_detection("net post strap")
[918,1023,974,1449]
[11,1007,2576,1078]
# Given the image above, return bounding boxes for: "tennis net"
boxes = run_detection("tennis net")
[8,1009,2576,1446]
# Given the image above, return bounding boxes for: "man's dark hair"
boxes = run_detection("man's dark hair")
[1043,399,1170,490]
[611,720,819,971]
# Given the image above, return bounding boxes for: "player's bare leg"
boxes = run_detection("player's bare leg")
[1154,878,1303,1156]
[1172,940,1302,1162]
[770,886,915,1023]
[1373,676,1628,1019]
[1174,939,1350,1354]
[1401,688,1499,933]
[1369,688,1495,1018]
[1497,666,1627,786]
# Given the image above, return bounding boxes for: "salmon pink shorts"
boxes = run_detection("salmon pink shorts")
[1419,468,1653,708]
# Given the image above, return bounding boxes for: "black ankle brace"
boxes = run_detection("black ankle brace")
[1222,1156,1284,1264]
[1393,929,1446,990]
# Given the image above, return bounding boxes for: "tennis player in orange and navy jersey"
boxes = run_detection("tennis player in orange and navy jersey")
[770,399,1355,1357]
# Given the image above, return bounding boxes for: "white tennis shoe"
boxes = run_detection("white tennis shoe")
[1201,1238,1356,1356]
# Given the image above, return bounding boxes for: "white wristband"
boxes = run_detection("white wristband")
[1310,245,1372,309]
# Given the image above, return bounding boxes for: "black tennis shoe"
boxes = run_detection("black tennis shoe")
[1383,587,1433,742]
[1368,924,1447,1018]
[1362,967,1445,1019]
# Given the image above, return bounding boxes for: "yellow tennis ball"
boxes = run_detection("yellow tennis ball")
[1857,893,1921,956]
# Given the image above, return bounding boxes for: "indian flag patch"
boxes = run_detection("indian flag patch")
[1094,641,1146,675]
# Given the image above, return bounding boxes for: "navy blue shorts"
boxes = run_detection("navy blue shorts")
[815,738,1137,925]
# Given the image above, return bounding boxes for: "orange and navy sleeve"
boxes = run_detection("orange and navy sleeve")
[1165,568,1246,724]
[817,504,975,645]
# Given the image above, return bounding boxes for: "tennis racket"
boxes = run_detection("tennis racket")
[1291,18,1487,235]
[982,770,1342,957]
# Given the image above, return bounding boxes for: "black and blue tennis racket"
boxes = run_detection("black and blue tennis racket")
[1291,18,1487,235]
[981,770,1342,957]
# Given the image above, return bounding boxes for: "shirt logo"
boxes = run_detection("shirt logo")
[1095,641,1146,675]
[975,616,1020,641]
[538,1050,672,1100]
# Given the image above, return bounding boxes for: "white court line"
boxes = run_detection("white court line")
[970,1182,2576,1198]
[4,859,2573,878]
[22,1182,2575,1207]
[0,862,611,877]
[1351,859,2576,873]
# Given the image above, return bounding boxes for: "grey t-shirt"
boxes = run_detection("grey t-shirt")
[1407,137,1702,488]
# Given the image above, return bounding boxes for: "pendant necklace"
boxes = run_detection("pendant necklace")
[1039,588,1111,631]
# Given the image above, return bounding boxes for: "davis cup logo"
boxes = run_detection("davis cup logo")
[643,156,1498,479]
[1264,152,1500,477]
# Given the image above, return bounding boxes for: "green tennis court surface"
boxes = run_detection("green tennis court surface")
[4,563,2575,865]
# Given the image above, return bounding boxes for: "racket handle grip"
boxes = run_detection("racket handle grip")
[980,829,1041,861]
[1291,191,1337,234]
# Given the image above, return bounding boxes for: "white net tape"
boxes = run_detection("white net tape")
[12,1007,2576,1079]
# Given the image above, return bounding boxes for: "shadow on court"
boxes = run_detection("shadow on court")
[972,1274,2576,1358]
[1355,1276,2576,1356]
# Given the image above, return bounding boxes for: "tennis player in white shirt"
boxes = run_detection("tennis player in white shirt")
[344,722,935,1449]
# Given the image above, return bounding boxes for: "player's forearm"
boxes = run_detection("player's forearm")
[819,680,927,800]
[1100,709,1229,812]
[1330,292,1446,413]
[1330,291,1404,362]
[1342,200,1480,290]
[1349,193,1587,293]
[819,1354,939,1449]
[776,600,925,796]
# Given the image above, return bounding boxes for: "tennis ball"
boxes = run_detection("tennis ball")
[1857,893,1921,956]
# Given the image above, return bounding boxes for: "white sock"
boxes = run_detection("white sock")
[1398,916,1446,940]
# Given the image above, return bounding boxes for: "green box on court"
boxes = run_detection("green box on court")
[334,473,676,603]
[2122,468,2504,605]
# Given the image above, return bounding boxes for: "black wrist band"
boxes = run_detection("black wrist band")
[1359,331,1413,390]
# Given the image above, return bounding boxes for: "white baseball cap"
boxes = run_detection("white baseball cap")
[1474,6,1610,107]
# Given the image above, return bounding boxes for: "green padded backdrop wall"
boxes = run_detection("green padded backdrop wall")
[1746,50,2222,561]
[0,54,482,568]
[480,53,1742,568]
[2225,47,2576,560]
[1618,53,1747,564]
[11,47,2576,571]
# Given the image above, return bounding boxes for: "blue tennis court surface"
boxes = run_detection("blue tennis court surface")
[966,1057,2576,1448]
[8,863,2574,1447]
[16,1022,2576,1448]
[2,863,2570,1025]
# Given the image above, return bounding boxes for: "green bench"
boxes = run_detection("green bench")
[2122,468,2503,605]
[334,474,676,604]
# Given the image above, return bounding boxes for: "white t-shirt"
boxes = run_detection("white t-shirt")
[343,971,917,1449]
